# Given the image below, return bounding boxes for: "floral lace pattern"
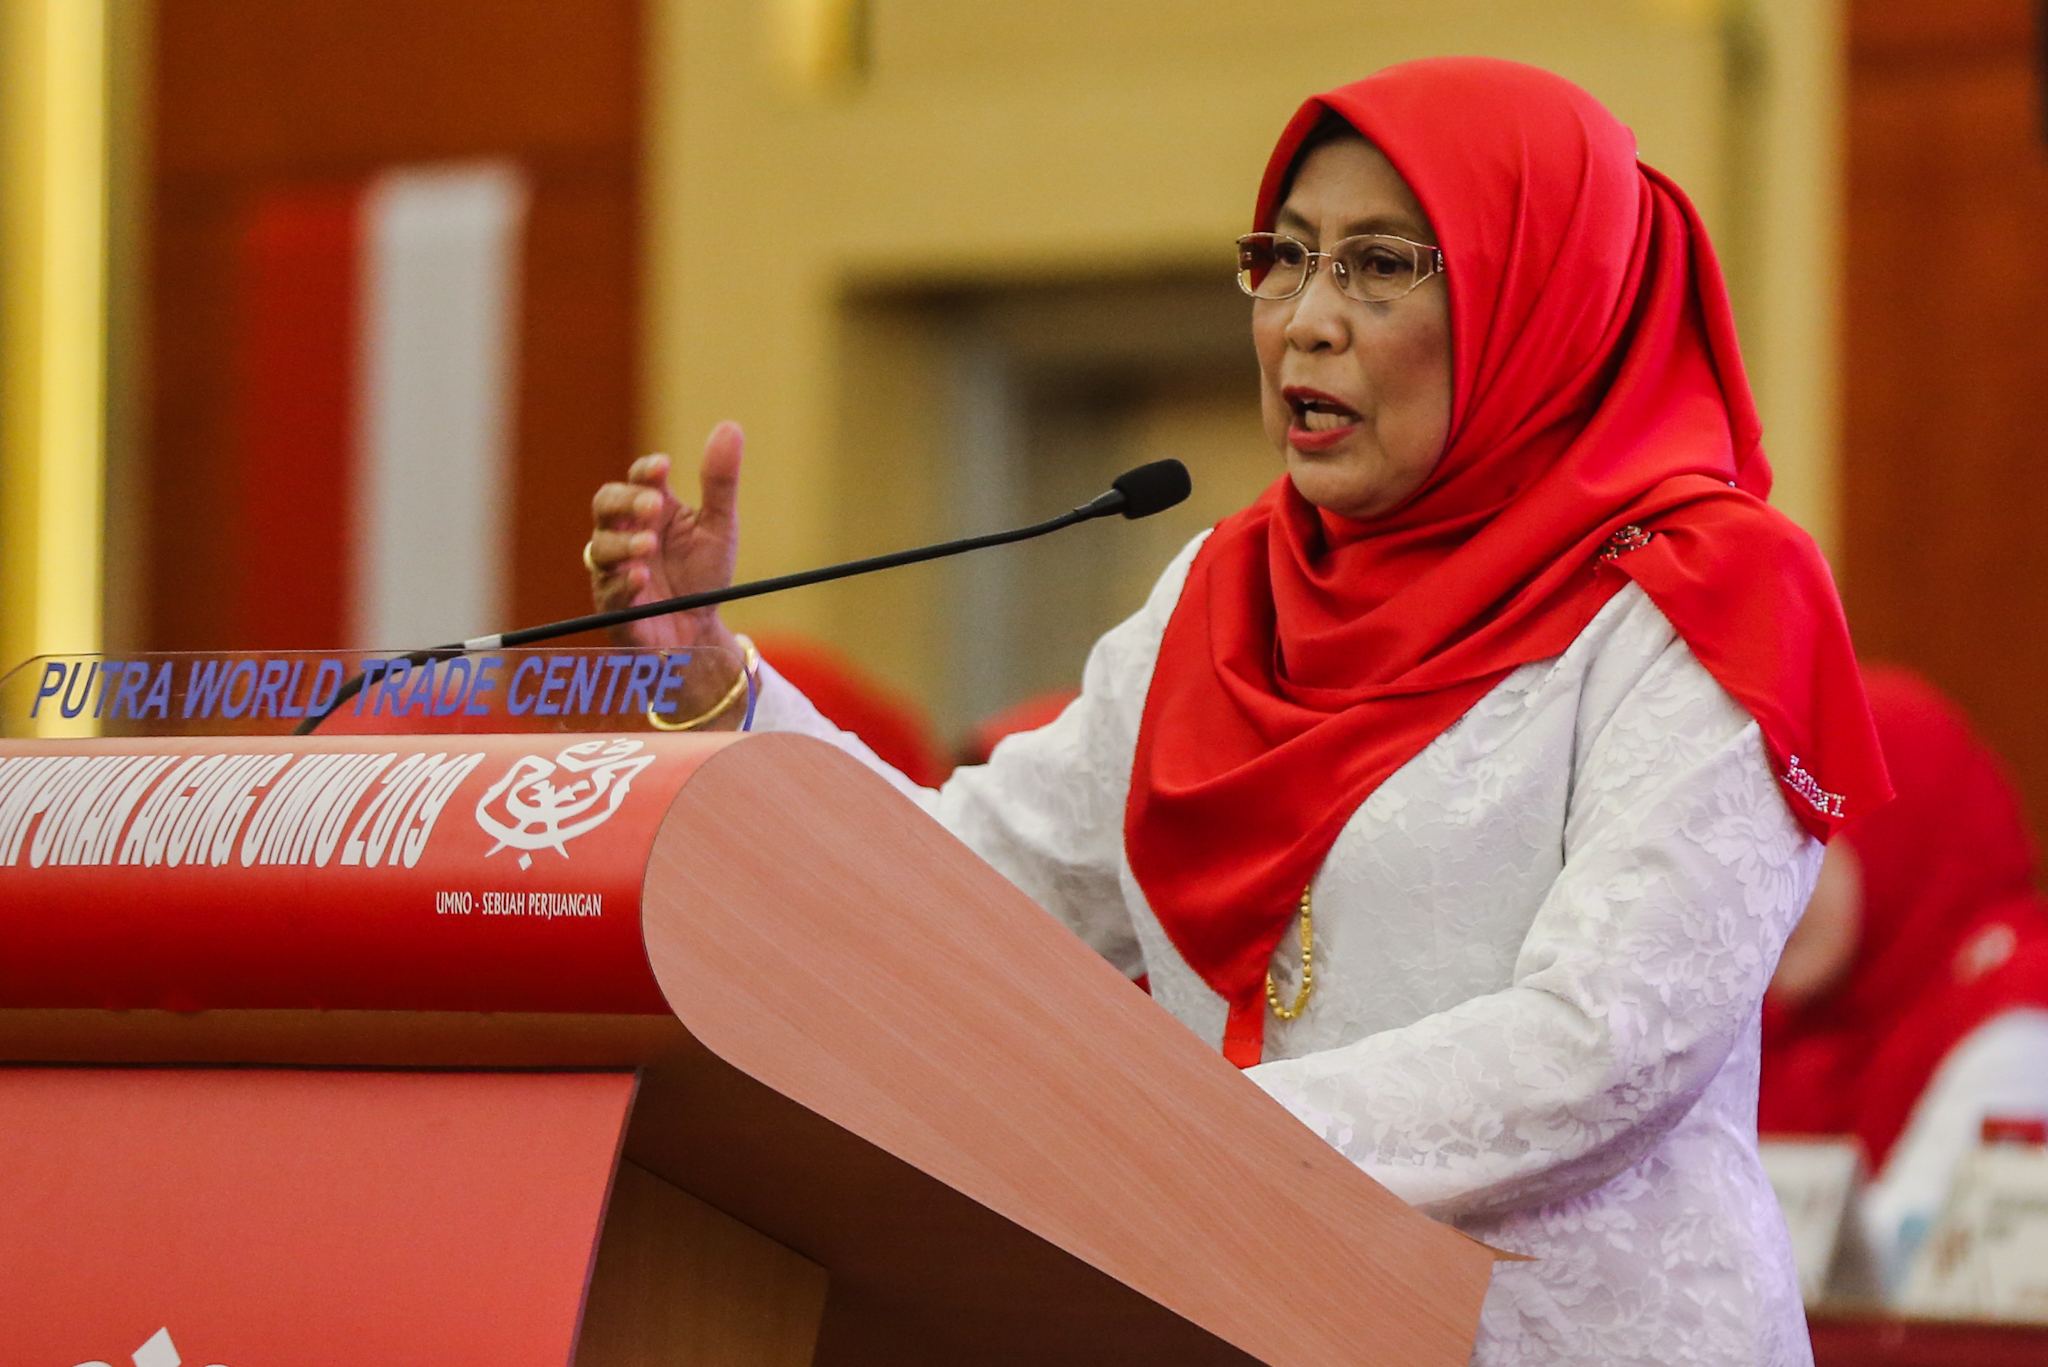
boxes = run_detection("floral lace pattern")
[752,533,1821,1366]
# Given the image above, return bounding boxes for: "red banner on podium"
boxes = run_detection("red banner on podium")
[0,733,734,1014]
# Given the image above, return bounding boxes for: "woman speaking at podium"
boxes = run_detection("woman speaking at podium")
[586,58,1887,1365]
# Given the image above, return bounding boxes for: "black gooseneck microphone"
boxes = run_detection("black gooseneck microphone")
[293,458,1192,735]
[465,457,1192,652]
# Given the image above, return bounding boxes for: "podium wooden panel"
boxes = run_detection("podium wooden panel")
[0,731,1494,1365]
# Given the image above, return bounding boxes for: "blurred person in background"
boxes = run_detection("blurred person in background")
[745,633,950,788]
[957,688,1080,768]
[586,58,1889,1363]
[1763,665,2048,1292]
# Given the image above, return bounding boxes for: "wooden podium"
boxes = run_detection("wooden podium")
[0,730,1495,1366]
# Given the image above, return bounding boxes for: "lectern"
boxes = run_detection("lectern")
[0,650,1496,1367]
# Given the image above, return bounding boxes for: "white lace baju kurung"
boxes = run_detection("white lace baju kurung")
[752,532,1823,1366]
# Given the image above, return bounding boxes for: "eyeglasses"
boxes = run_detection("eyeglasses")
[1236,231,1446,304]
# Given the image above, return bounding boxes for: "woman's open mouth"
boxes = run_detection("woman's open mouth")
[1286,388,1362,452]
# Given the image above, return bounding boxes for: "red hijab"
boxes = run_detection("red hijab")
[1760,667,2048,1169]
[1124,58,1890,1066]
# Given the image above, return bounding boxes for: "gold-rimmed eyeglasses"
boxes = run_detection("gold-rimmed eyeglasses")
[1236,231,1446,304]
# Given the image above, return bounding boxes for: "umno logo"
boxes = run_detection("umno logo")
[474,738,656,870]
[76,1326,223,1367]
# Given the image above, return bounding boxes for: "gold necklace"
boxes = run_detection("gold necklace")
[1264,885,1315,1021]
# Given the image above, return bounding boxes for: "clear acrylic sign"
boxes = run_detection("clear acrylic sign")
[0,648,749,739]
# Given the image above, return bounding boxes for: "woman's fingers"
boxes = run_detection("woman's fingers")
[627,452,671,488]
[693,422,744,538]
[591,480,667,531]
[588,521,659,617]
[585,526,657,571]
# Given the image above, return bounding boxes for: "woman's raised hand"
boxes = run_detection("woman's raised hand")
[587,421,745,672]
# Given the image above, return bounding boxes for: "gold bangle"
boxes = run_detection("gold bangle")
[648,635,758,732]
[1265,884,1315,1021]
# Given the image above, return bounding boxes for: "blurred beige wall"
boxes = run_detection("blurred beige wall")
[643,0,1841,728]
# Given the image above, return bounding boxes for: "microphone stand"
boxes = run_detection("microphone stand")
[461,498,1114,654]
[292,463,1186,736]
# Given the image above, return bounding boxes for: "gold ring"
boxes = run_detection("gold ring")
[582,540,600,574]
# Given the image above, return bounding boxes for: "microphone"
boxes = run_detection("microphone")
[458,457,1192,652]
[293,459,1191,734]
